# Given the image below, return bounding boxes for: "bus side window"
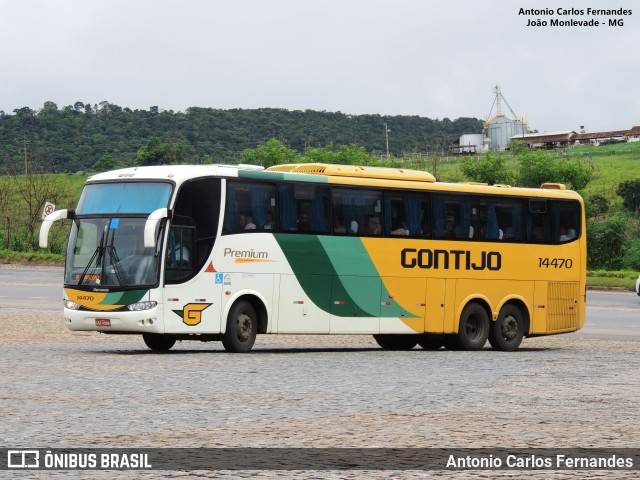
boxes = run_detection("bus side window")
[433,195,475,239]
[383,192,428,237]
[526,199,549,243]
[226,181,276,233]
[554,200,581,243]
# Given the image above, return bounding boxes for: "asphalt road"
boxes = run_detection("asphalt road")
[1,265,639,340]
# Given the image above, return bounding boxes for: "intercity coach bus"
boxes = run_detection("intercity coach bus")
[40,163,585,353]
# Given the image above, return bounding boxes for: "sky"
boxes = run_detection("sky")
[1,0,638,134]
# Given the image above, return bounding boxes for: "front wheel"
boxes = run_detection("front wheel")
[457,303,489,351]
[142,333,176,351]
[489,304,525,352]
[222,300,257,353]
[373,334,418,350]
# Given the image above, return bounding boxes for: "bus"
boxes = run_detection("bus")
[39,163,586,353]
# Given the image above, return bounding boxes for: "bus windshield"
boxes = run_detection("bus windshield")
[65,216,162,288]
[64,182,172,289]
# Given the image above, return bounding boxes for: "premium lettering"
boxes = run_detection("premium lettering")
[223,248,269,259]
[401,248,501,271]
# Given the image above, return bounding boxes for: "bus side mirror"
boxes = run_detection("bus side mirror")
[39,209,73,248]
[144,208,169,249]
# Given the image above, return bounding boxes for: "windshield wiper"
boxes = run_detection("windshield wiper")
[77,226,106,286]
[106,232,125,288]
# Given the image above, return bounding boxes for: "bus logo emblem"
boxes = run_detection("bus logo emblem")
[173,303,212,326]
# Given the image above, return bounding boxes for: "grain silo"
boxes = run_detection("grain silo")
[483,85,529,151]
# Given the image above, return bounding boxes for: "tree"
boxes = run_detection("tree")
[460,152,513,185]
[92,155,124,172]
[616,179,640,214]
[8,162,72,250]
[517,150,592,190]
[136,137,185,165]
[240,139,300,167]
[586,215,628,270]
[585,194,609,218]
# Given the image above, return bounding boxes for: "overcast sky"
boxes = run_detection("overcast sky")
[1,0,638,134]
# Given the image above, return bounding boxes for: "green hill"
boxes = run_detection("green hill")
[0,104,482,172]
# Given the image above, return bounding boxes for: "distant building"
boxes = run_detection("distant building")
[625,126,640,143]
[510,131,576,149]
[574,130,628,145]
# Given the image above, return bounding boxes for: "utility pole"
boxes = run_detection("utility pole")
[23,140,28,175]
[384,123,391,158]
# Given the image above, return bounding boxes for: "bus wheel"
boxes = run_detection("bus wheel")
[142,333,176,351]
[418,334,443,350]
[489,305,525,352]
[373,334,418,350]
[457,303,489,351]
[222,300,257,353]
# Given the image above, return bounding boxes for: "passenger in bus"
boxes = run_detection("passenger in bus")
[333,216,346,233]
[263,211,274,230]
[245,216,256,230]
[390,222,408,235]
[559,226,575,242]
[238,213,248,230]
[366,217,381,235]
[454,224,474,239]
[297,212,311,232]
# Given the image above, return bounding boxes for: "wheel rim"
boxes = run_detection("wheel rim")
[464,314,483,341]
[236,312,253,343]
[501,314,518,341]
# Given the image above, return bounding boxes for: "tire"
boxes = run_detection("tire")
[418,334,443,350]
[142,333,176,351]
[489,304,525,352]
[456,303,489,351]
[373,334,418,350]
[222,300,257,353]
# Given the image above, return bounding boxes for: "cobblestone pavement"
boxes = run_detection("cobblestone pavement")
[1,310,639,479]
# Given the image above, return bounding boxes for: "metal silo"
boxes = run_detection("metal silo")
[484,85,529,150]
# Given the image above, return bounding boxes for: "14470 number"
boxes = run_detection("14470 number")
[538,257,573,268]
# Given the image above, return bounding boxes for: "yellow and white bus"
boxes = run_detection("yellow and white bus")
[40,163,585,352]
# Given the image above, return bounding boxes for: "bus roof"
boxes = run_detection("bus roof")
[268,163,437,182]
[86,163,582,201]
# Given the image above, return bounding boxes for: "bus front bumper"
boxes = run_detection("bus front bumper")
[64,307,164,334]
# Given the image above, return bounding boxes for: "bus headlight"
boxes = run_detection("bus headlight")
[64,299,81,310]
[127,301,158,311]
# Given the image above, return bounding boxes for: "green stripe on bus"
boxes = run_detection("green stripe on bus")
[319,236,410,317]
[99,290,148,306]
[238,170,329,183]
[274,234,410,318]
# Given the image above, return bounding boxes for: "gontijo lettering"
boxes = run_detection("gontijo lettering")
[401,248,501,271]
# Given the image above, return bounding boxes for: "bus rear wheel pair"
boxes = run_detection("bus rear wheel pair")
[444,303,525,352]
[374,303,525,352]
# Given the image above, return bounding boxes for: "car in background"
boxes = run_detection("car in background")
[636,275,640,296]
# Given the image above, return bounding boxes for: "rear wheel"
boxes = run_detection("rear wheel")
[457,303,489,351]
[222,300,257,353]
[489,304,525,352]
[418,334,443,350]
[142,333,176,351]
[373,334,418,350]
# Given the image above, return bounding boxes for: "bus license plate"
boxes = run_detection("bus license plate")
[95,319,111,326]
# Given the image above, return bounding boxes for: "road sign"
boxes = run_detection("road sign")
[42,202,55,220]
